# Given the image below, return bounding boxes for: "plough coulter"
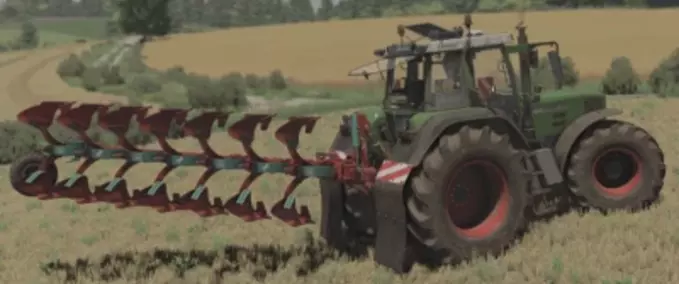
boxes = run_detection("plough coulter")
[12,101,377,227]
[10,16,666,274]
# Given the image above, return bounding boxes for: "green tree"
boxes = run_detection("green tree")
[272,0,291,23]
[317,0,335,20]
[18,21,39,49]
[0,4,20,20]
[289,0,315,22]
[204,0,234,27]
[116,0,171,36]
[80,0,104,16]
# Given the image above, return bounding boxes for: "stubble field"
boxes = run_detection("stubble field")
[0,9,678,284]
[143,9,679,84]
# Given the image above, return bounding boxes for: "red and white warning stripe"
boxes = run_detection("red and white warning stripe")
[376,160,413,184]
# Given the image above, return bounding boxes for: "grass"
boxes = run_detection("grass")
[143,8,679,84]
[0,17,108,39]
[0,29,83,46]
[0,95,675,283]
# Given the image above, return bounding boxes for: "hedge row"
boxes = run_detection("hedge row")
[57,51,288,110]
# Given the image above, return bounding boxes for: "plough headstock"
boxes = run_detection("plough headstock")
[12,102,378,227]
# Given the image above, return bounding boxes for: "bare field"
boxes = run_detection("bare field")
[0,95,672,283]
[143,9,679,84]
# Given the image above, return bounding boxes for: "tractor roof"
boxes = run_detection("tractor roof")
[375,32,514,59]
[348,23,514,77]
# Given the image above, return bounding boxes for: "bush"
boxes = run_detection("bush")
[104,19,120,37]
[57,54,86,78]
[128,74,162,94]
[82,67,103,92]
[532,55,579,90]
[648,47,679,94]
[163,65,187,82]
[186,74,247,111]
[217,73,248,108]
[601,56,641,95]
[17,21,38,49]
[101,66,125,85]
[0,121,42,164]
[245,73,267,89]
[269,69,287,90]
[223,72,246,90]
[659,82,679,98]
[124,47,148,73]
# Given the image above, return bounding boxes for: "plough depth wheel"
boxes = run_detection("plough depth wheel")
[11,152,58,197]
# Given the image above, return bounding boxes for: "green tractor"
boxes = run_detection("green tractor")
[320,17,666,272]
[7,16,665,275]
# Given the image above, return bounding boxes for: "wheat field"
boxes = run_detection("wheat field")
[1,10,679,283]
[0,96,677,284]
[143,9,679,84]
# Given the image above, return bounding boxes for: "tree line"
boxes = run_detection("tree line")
[1,0,677,34]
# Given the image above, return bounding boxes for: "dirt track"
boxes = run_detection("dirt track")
[0,44,127,121]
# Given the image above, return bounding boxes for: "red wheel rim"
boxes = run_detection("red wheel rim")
[445,160,510,239]
[592,147,643,197]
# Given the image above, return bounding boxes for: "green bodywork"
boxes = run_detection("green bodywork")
[346,24,619,169]
[359,90,606,156]
[531,90,606,143]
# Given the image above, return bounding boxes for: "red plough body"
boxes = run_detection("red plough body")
[11,102,377,227]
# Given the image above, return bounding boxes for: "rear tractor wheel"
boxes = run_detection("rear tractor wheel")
[406,125,529,262]
[566,121,665,211]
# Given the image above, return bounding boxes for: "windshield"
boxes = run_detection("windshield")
[348,56,415,77]
[473,49,513,93]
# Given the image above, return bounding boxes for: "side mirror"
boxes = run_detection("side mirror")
[529,49,539,68]
[547,50,565,89]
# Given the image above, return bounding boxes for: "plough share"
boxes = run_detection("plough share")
[12,101,377,227]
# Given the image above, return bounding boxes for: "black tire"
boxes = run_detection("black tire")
[406,125,529,262]
[321,132,376,241]
[10,152,58,196]
[566,120,665,211]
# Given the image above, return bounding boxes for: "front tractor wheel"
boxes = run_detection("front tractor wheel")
[407,125,529,262]
[566,121,665,211]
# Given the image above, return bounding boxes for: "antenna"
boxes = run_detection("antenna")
[517,0,526,29]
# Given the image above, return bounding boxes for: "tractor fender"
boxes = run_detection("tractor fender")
[392,107,529,166]
[553,108,622,170]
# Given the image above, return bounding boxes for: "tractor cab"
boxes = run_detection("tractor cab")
[349,22,521,112]
[349,19,567,142]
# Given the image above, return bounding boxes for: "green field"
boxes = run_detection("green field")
[0,17,109,43]
[0,29,82,46]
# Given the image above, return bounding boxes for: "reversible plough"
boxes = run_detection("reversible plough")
[14,101,376,227]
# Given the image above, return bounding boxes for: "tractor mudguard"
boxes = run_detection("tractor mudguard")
[373,179,414,273]
[553,108,622,170]
[390,107,529,165]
